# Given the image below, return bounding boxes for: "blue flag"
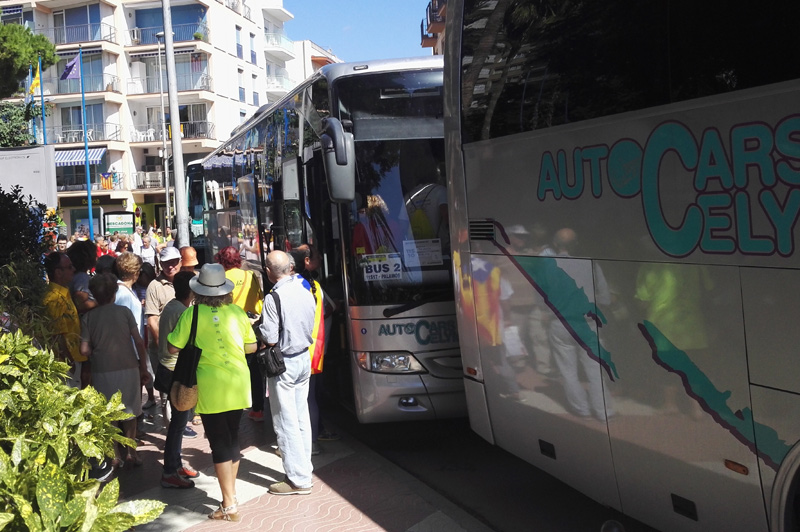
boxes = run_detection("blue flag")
[60,56,80,80]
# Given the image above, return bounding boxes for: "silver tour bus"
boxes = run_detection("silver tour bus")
[200,56,466,423]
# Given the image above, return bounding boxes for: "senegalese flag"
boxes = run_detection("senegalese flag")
[28,64,40,96]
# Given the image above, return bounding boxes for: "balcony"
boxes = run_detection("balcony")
[130,121,215,142]
[58,172,126,192]
[225,0,242,14]
[36,23,116,45]
[265,75,294,97]
[129,23,209,46]
[420,20,437,48]
[426,0,446,34]
[45,123,121,144]
[133,171,173,190]
[23,73,121,96]
[263,32,295,61]
[127,73,212,95]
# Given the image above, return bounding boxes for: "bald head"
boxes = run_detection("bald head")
[266,250,292,283]
[552,228,577,255]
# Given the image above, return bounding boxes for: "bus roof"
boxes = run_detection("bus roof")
[201,55,444,166]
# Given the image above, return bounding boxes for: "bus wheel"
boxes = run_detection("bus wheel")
[771,442,800,532]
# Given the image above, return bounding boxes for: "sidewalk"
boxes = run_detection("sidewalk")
[117,405,494,532]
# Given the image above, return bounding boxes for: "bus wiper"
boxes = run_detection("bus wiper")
[383,290,451,318]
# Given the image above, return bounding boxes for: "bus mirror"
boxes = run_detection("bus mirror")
[321,118,356,203]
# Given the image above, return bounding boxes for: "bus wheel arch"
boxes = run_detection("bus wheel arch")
[770,439,800,532]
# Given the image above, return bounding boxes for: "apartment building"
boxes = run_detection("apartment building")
[0,0,303,234]
[420,0,445,55]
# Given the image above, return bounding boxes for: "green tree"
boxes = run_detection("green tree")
[0,23,58,99]
[0,102,39,148]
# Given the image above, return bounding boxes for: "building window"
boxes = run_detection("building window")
[249,33,256,64]
[252,74,258,106]
[238,69,245,102]
[240,110,246,124]
[235,25,243,59]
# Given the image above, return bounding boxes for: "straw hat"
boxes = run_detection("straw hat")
[189,264,234,296]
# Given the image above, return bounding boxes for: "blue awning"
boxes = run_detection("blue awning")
[55,148,107,167]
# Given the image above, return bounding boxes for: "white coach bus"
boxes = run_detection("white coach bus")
[199,56,466,423]
[444,1,800,531]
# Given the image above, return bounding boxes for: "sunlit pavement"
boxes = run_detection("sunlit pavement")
[117,401,492,532]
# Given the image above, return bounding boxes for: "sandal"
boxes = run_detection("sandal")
[208,503,240,522]
[192,415,202,426]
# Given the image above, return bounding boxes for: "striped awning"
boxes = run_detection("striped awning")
[55,148,107,167]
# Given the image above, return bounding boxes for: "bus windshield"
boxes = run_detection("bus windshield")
[335,69,449,307]
[344,138,450,306]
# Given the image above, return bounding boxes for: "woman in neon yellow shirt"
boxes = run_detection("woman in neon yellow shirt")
[167,264,257,522]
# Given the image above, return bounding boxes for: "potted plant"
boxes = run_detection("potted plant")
[193,31,204,41]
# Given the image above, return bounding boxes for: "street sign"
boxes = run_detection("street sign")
[135,206,142,218]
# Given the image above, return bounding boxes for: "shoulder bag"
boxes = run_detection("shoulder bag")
[169,305,202,411]
[256,291,286,378]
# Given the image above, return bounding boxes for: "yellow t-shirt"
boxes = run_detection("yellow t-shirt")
[43,283,85,362]
[226,268,263,315]
[167,303,256,414]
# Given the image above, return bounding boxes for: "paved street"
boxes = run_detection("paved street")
[117,399,658,532]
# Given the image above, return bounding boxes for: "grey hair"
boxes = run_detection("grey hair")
[266,251,291,276]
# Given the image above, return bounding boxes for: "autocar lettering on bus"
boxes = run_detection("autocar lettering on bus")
[535,117,800,258]
[374,318,459,346]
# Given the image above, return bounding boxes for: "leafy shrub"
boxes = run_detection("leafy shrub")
[0,332,166,531]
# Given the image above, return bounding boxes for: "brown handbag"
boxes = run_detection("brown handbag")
[169,305,201,412]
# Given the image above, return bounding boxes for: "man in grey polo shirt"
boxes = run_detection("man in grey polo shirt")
[260,250,316,495]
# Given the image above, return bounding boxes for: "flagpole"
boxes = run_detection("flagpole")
[28,64,36,143]
[39,55,46,145]
[78,46,94,238]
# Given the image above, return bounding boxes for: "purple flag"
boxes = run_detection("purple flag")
[60,56,80,80]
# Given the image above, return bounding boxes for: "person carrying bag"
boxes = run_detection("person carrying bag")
[256,291,286,378]
[169,305,201,411]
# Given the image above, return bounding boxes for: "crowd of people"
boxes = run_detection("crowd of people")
[42,228,337,522]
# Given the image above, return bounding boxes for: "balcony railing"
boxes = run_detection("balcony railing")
[130,23,209,46]
[133,171,173,190]
[44,123,121,144]
[263,32,294,55]
[57,172,126,191]
[22,73,121,96]
[36,22,116,45]
[130,121,215,142]
[421,19,437,48]
[127,73,212,95]
[244,4,253,21]
[426,0,445,34]
[225,0,242,14]
[265,75,294,93]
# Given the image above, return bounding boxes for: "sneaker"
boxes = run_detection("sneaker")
[88,458,115,483]
[178,464,199,478]
[142,398,157,409]
[269,480,311,496]
[183,425,198,439]
[248,410,264,422]
[318,430,340,441]
[311,441,321,456]
[161,472,195,489]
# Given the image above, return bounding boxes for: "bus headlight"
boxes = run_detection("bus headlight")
[356,352,427,374]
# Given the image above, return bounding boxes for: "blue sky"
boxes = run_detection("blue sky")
[282,1,433,62]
